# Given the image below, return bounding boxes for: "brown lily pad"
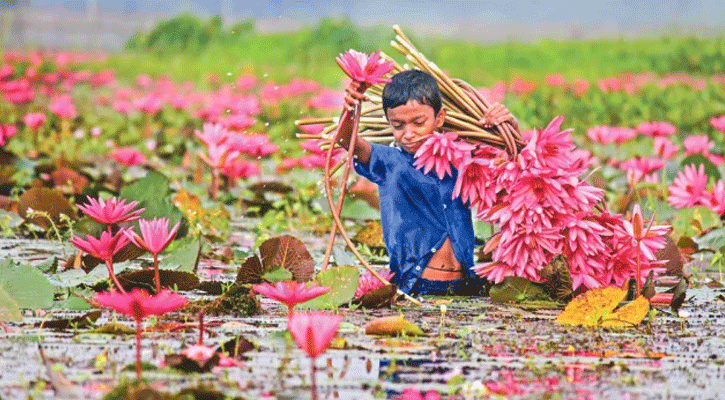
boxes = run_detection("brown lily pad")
[51,167,88,195]
[17,187,76,229]
[117,269,200,293]
[219,336,255,359]
[235,254,263,284]
[352,284,397,309]
[80,241,146,273]
[37,310,102,331]
[258,235,314,282]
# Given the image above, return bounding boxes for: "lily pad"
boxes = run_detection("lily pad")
[489,276,551,303]
[117,269,200,293]
[298,265,359,310]
[364,315,425,337]
[0,260,54,309]
[160,236,201,273]
[258,235,315,282]
[0,286,21,322]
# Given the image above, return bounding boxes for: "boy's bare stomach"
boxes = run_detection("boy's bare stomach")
[421,237,463,281]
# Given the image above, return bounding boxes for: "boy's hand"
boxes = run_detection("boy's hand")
[479,103,519,130]
[344,81,369,112]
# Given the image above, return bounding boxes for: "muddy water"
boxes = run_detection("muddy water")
[1,237,725,399]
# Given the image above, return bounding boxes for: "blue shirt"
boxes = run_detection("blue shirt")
[353,142,475,294]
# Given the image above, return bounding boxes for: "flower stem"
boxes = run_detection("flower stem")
[636,239,642,297]
[152,253,161,294]
[106,259,127,294]
[198,309,205,345]
[310,357,318,400]
[135,318,142,380]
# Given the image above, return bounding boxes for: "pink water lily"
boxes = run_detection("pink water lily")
[336,49,395,85]
[125,217,180,255]
[252,281,330,314]
[667,164,710,209]
[77,196,145,226]
[621,204,669,295]
[355,268,395,298]
[413,132,476,179]
[70,229,131,292]
[95,288,187,379]
[22,112,46,130]
[125,217,180,293]
[287,311,341,359]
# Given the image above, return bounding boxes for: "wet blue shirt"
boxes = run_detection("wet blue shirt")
[353,142,475,294]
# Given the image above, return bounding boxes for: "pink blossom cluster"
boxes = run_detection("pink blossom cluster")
[195,123,277,181]
[280,125,345,173]
[682,134,724,165]
[260,77,320,105]
[617,156,666,185]
[355,268,395,298]
[668,164,725,215]
[0,124,17,146]
[414,116,669,291]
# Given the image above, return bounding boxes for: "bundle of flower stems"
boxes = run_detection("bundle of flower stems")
[295,26,524,303]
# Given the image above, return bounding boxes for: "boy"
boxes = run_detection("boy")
[338,70,516,296]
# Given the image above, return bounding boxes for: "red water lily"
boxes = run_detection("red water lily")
[336,49,395,85]
[70,229,131,293]
[125,217,181,293]
[95,288,187,379]
[77,196,145,226]
[252,281,330,314]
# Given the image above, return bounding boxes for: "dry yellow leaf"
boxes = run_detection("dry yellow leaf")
[600,296,650,328]
[556,287,627,326]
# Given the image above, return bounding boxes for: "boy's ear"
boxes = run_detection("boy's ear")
[435,107,447,129]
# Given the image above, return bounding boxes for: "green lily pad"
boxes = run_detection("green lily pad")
[489,276,551,303]
[160,236,201,273]
[0,260,54,309]
[680,155,721,181]
[0,286,22,322]
[671,206,722,238]
[298,265,359,310]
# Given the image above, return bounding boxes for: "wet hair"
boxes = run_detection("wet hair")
[382,70,442,115]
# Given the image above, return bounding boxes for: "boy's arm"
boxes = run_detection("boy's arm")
[336,81,372,165]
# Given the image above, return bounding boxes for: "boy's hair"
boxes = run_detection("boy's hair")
[382,70,442,115]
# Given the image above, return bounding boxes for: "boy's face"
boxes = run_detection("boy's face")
[386,100,446,154]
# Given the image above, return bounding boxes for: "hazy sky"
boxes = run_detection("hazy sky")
[24,0,725,25]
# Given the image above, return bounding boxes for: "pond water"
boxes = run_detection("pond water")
[1,237,724,399]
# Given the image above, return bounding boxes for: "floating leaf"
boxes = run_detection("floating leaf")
[600,296,650,328]
[259,235,315,282]
[17,187,76,229]
[173,189,229,236]
[352,284,397,309]
[298,265,359,310]
[51,167,88,194]
[160,236,201,273]
[364,315,425,337]
[0,260,54,309]
[164,353,220,373]
[490,276,551,303]
[0,285,21,322]
[557,287,628,327]
[262,266,293,282]
[38,310,102,331]
[117,269,200,293]
[235,254,263,284]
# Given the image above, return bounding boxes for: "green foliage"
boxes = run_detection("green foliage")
[681,155,722,181]
[159,236,201,273]
[298,265,359,310]
[119,171,187,234]
[0,260,54,309]
[671,206,723,238]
